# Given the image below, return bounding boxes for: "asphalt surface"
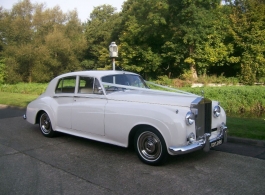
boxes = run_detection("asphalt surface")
[1,105,265,195]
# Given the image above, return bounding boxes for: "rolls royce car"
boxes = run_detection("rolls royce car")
[23,70,227,165]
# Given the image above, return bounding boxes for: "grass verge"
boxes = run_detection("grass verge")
[0,92,38,108]
[226,117,265,140]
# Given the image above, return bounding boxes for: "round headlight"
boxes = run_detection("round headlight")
[213,105,221,117]
[185,111,195,125]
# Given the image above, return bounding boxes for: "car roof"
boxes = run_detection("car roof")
[56,70,139,79]
[44,70,140,96]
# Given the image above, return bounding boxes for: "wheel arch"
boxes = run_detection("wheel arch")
[128,124,165,149]
[35,110,45,124]
[35,109,56,130]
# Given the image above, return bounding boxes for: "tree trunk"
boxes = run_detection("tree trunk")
[190,64,198,80]
[29,67,32,83]
[168,72,171,79]
[189,45,198,80]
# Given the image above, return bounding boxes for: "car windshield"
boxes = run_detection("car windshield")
[101,74,148,93]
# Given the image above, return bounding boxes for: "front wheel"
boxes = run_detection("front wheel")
[134,128,168,165]
[39,112,55,137]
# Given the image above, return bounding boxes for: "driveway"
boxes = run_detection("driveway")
[0,105,265,194]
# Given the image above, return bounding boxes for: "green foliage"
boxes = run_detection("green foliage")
[1,0,86,83]
[119,0,169,77]
[1,0,265,85]
[84,5,120,70]
[0,92,38,107]
[258,77,265,85]
[180,69,194,81]
[0,59,5,84]
[0,82,47,95]
[155,75,173,86]
[196,74,239,85]
[166,0,231,79]
[227,0,265,84]
[118,0,265,83]
[240,64,256,85]
[227,117,265,140]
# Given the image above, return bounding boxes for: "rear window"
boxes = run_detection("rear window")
[55,76,76,93]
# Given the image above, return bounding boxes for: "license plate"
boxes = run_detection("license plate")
[210,139,223,148]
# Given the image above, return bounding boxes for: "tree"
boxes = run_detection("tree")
[84,5,121,70]
[118,0,169,78]
[118,0,234,80]
[0,0,87,83]
[227,0,265,84]
[167,0,232,79]
[0,58,5,84]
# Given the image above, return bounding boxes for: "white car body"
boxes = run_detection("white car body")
[24,70,227,165]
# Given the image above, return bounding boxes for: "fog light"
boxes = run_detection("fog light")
[187,132,195,143]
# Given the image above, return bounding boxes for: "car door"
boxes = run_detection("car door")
[71,76,107,136]
[54,76,77,130]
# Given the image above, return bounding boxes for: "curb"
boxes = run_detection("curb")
[228,136,265,147]
[0,104,25,109]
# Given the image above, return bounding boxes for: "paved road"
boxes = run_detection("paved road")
[1,105,265,194]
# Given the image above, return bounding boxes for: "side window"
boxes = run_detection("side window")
[78,77,94,94]
[78,77,103,95]
[55,76,76,93]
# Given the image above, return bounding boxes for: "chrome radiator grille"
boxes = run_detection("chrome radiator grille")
[190,97,212,139]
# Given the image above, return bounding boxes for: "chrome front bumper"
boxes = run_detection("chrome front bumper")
[169,124,228,155]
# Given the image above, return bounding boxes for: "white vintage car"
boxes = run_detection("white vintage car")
[24,70,227,165]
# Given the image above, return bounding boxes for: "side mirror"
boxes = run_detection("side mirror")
[95,87,103,94]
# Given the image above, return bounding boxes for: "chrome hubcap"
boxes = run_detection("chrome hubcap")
[145,139,155,153]
[137,131,162,161]
[40,113,51,134]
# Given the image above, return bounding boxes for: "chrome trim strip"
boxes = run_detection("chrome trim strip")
[169,124,227,155]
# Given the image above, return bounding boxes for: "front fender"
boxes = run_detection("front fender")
[104,101,190,148]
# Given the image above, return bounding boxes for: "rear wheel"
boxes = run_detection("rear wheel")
[134,128,168,165]
[39,112,55,137]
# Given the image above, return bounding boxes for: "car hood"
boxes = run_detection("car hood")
[106,89,200,107]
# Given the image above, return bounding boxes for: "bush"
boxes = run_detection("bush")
[155,75,173,86]
[257,77,265,85]
[240,64,256,85]
[155,76,192,88]
[180,69,195,82]
[197,74,239,86]
[0,59,6,84]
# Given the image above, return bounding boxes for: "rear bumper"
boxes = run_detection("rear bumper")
[169,123,227,155]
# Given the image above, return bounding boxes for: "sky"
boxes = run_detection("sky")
[0,0,125,22]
